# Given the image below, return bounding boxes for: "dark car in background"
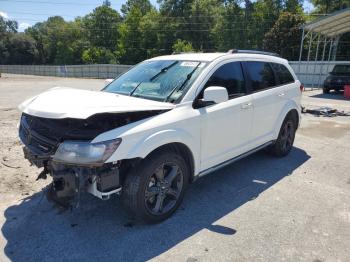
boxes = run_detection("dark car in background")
[323,64,350,94]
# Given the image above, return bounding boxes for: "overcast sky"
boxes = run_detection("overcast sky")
[0,0,314,32]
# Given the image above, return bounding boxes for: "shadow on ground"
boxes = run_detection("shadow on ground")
[2,147,310,261]
[310,91,347,101]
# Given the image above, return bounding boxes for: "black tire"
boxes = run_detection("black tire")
[269,117,296,157]
[323,87,330,94]
[121,149,189,223]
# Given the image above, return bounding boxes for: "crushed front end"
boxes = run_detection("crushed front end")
[18,112,150,208]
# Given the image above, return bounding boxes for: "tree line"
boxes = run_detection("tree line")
[0,0,349,65]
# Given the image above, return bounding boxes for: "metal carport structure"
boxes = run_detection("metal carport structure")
[298,8,350,89]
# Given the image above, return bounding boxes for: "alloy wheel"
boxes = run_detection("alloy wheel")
[280,121,294,152]
[144,162,184,215]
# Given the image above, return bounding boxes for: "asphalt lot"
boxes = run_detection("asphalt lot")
[0,74,349,262]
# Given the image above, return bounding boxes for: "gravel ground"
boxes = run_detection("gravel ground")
[0,74,349,262]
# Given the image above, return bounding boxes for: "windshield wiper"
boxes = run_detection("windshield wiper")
[130,61,179,96]
[165,62,201,102]
[129,82,143,96]
[150,61,178,81]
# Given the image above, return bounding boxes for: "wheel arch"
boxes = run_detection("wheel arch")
[144,142,196,182]
[273,102,300,139]
[115,129,199,179]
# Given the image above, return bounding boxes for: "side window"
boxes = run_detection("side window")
[271,63,295,85]
[204,62,245,98]
[245,61,275,91]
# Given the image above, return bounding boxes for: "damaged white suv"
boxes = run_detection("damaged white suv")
[18,50,302,223]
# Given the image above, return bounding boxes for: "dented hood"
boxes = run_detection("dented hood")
[19,87,175,119]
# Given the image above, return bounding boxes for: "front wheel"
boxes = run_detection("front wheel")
[121,150,189,223]
[269,118,296,157]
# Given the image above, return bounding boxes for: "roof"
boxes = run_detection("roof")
[149,53,226,62]
[149,52,288,63]
[303,8,350,38]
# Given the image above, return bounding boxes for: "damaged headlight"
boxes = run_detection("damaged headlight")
[53,138,122,164]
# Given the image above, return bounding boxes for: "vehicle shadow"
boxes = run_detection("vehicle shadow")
[310,92,347,101]
[2,147,310,262]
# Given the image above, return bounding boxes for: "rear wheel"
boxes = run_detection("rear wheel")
[122,150,189,223]
[323,87,330,94]
[269,118,296,157]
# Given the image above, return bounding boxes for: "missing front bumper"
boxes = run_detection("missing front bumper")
[23,146,122,208]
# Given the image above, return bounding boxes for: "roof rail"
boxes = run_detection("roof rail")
[171,51,203,55]
[227,49,280,57]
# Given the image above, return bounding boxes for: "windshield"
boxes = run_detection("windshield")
[331,65,350,74]
[103,60,206,103]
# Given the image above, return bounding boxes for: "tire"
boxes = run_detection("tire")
[269,117,296,157]
[323,87,330,94]
[121,149,189,223]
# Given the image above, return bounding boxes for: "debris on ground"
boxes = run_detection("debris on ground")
[302,106,350,117]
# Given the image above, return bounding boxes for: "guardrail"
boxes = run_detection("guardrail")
[0,64,132,79]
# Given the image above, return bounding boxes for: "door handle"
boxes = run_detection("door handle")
[278,93,285,97]
[241,102,252,109]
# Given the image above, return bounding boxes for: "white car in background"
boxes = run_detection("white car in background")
[18,50,302,223]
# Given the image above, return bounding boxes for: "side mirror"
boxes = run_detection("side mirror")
[104,79,114,87]
[203,86,228,104]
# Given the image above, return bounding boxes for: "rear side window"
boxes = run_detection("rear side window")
[204,62,245,98]
[271,63,294,84]
[245,61,275,91]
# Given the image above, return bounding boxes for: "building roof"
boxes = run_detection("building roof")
[304,8,350,38]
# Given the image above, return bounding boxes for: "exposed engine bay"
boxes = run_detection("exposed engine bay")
[19,110,163,208]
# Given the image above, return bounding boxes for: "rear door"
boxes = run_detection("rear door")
[271,62,299,106]
[243,61,286,146]
[197,61,253,171]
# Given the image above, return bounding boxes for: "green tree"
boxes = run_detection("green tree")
[1,17,39,64]
[263,12,305,59]
[139,9,162,58]
[26,16,85,64]
[0,16,17,37]
[82,47,117,63]
[7,33,38,64]
[116,6,144,64]
[26,16,66,64]
[285,0,303,13]
[157,0,195,53]
[172,39,194,53]
[311,0,350,13]
[121,0,153,16]
[211,1,244,51]
[189,0,221,51]
[54,20,87,64]
[83,5,122,51]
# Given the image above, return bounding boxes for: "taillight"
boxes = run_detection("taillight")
[300,84,304,92]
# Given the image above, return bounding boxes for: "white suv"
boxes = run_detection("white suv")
[19,50,302,223]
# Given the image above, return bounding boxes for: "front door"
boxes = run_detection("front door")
[197,61,253,171]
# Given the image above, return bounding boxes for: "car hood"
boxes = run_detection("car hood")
[18,87,175,119]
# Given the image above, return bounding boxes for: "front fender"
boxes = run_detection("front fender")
[107,128,200,175]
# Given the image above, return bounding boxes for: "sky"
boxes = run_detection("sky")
[0,0,314,32]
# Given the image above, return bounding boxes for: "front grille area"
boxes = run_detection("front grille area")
[19,114,58,156]
[328,83,344,89]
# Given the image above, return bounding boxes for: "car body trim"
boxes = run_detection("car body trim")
[196,141,274,179]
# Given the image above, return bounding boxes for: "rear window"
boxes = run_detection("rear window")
[271,63,294,84]
[245,61,275,91]
[332,65,350,74]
